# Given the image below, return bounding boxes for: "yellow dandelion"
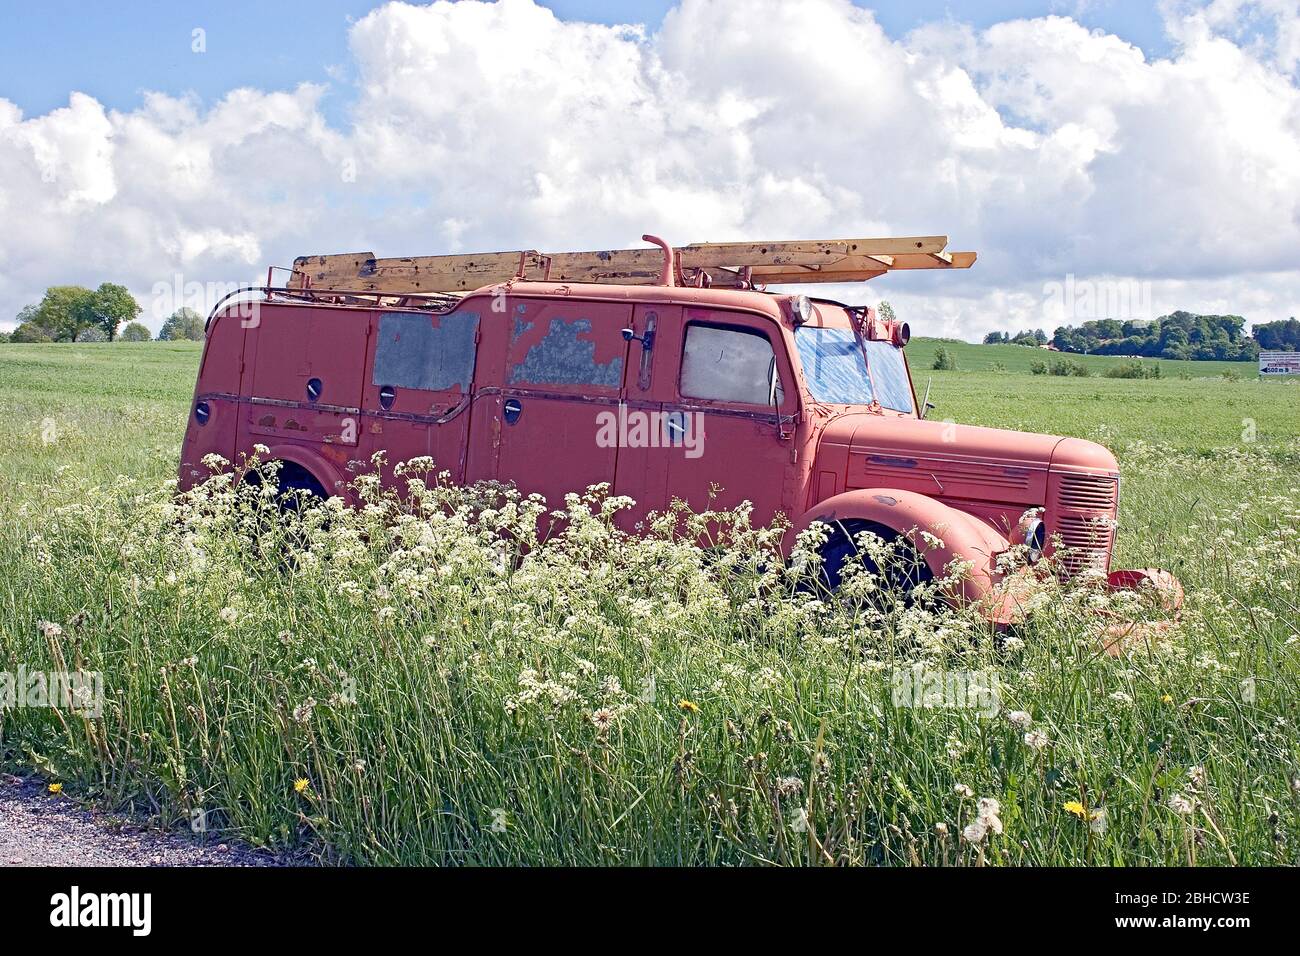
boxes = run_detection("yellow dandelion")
[48,783,63,794]
[294,778,310,795]
[1063,800,1103,822]
[1161,694,1174,704]
[678,699,699,713]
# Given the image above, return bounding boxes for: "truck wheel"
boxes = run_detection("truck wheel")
[816,519,933,599]
[275,462,326,513]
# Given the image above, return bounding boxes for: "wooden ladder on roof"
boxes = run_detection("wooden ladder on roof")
[288,234,976,295]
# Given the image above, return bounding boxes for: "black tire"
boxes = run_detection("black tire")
[275,462,326,512]
[816,519,934,600]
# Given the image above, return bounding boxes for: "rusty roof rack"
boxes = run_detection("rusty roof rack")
[289,234,976,294]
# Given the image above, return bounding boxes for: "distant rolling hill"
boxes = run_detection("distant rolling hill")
[906,337,1258,376]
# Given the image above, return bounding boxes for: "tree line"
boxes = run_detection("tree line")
[983,311,1288,362]
[0,285,207,343]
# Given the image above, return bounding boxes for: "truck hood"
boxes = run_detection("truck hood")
[818,412,1117,505]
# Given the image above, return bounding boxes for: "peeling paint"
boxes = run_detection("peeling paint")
[509,317,623,387]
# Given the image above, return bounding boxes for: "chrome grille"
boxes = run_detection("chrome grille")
[1057,472,1118,510]
[1048,473,1118,575]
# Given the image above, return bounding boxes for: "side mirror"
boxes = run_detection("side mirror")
[622,327,654,349]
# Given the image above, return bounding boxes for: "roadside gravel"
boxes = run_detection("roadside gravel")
[0,774,295,867]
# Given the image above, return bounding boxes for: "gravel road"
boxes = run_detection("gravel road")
[0,775,292,867]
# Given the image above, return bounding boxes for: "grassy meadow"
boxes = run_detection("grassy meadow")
[0,338,1297,866]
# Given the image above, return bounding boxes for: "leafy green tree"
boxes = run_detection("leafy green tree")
[24,284,141,341]
[33,286,95,341]
[158,307,205,341]
[118,321,152,341]
[932,346,958,370]
[85,283,141,340]
[11,322,54,342]
[1253,318,1300,351]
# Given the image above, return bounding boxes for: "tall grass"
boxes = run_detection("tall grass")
[1,441,1297,866]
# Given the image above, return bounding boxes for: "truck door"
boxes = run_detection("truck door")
[491,298,632,506]
[611,303,673,530]
[239,304,369,481]
[649,308,798,530]
[362,308,480,484]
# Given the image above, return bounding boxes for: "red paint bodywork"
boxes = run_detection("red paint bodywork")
[180,282,1123,605]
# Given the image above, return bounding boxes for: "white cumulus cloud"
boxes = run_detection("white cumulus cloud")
[1,0,1298,339]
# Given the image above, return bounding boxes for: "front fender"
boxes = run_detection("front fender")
[792,488,1010,603]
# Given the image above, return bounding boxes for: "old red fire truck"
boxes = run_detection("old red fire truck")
[180,234,1175,620]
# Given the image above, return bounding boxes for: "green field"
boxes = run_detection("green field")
[1,339,1297,865]
[906,337,1259,377]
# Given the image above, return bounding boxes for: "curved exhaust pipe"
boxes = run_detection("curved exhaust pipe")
[642,234,677,287]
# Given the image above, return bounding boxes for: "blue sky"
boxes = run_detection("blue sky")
[0,0,1172,124]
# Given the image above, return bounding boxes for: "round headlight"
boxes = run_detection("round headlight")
[893,321,911,347]
[790,295,814,324]
[1024,517,1045,563]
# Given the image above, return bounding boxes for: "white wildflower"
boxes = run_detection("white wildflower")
[1167,793,1195,815]
[291,698,316,725]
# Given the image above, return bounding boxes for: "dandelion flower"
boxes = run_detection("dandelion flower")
[291,698,316,724]
[776,776,805,797]
[963,796,1002,844]
[1161,694,1174,704]
[678,699,699,713]
[1063,800,1088,819]
[976,798,1003,836]
[1167,793,1195,815]
[293,778,310,795]
[48,783,63,795]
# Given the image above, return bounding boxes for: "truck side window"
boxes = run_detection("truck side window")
[373,311,479,393]
[680,323,783,406]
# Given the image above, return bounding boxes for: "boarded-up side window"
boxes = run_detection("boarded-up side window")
[372,311,479,393]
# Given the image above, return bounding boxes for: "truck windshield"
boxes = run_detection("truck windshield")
[861,340,914,414]
[794,327,915,413]
[794,327,875,405]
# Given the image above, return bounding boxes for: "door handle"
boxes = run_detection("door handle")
[503,398,522,424]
